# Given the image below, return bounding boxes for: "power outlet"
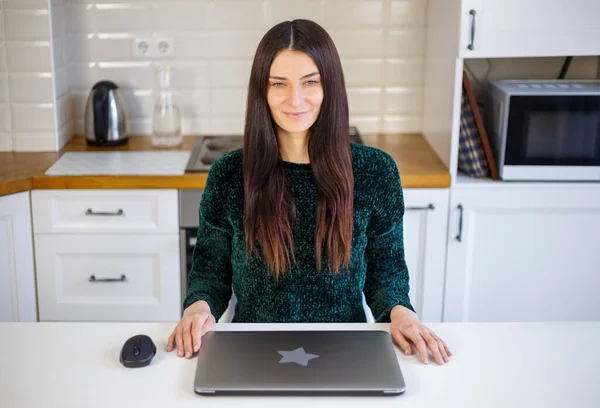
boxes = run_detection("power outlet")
[155,37,175,59]
[132,37,152,58]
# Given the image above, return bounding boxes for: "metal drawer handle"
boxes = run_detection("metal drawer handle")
[89,274,127,283]
[406,203,435,211]
[85,208,124,216]
[455,205,464,242]
[468,9,476,50]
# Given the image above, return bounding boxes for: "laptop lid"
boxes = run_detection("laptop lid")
[193,330,406,396]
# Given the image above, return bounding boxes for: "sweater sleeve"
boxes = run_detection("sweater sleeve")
[363,151,415,323]
[182,157,234,321]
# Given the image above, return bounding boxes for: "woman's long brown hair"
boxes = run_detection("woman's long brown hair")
[243,19,353,278]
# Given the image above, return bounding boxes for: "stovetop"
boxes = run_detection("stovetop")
[185,126,363,172]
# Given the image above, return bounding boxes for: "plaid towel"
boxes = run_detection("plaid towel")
[458,91,489,178]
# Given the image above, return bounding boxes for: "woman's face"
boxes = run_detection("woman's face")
[267,50,324,137]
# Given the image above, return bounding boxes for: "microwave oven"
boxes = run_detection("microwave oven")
[485,79,600,181]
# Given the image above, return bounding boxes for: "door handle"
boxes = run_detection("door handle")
[85,208,124,216]
[89,274,127,283]
[406,203,435,211]
[455,205,464,242]
[468,9,476,50]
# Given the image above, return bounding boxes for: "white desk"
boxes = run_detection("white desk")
[1,322,599,407]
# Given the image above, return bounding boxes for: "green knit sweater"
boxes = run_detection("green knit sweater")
[183,142,415,323]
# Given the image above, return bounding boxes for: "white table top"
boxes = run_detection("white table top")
[1,322,599,408]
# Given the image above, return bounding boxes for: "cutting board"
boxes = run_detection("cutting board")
[45,151,192,176]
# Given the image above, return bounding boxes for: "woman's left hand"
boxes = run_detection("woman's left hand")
[390,305,452,365]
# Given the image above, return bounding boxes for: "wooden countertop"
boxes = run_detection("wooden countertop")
[0,134,450,197]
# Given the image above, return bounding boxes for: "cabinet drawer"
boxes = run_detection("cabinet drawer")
[32,190,178,234]
[35,235,181,322]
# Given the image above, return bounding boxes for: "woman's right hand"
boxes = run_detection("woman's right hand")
[166,300,216,359]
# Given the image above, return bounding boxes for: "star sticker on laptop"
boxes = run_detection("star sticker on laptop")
[277,347,319,367]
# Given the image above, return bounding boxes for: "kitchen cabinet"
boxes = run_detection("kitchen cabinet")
[31,190,181,322]
[423,0,600,181]
[0,192,37,322]
[35,235,180,322]
[363,188,450,323]
[444,184,600,322]
[459,0,600,58]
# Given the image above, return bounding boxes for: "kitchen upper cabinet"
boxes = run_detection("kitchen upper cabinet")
[362,189,450,323]
[445,184,600,322]
[459,0,600,58]
[0,192,37,322]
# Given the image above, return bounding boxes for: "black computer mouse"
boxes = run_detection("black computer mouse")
[120,334,156,368]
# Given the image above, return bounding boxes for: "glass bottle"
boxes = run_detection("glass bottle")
[152,66,182,147]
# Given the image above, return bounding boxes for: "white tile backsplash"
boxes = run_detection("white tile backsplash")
[209,61,252,88]
[6,41,52,72]
[381,115,421,133]
[383,87,423,114]
[385,29,425,57]
[68,4,95,33]
[390,0,427,27]
[329,29,385,58]
[0,133,11,150]
[96,61,154,89]
[2,0,433,151]
[11,132,57,151]
[206,1,268,30]
[11,103,56,132]
[4,10,50,40]
[0,10,4,42]
[210,117,245,135]
[153,1,209,32]
[341,59,383,87]
[270,0,326,26]
[176,90,211,117]
[3,0,50,10]
[211,89,247,116]
[206,31,265,59]
[0,43,7,73]
[59,0,429,141]
[8,73,54,103]
[347,88,382,115]
[1,0,56,151]
[0,73,8,102]
[0,103,10,132]
[383,58,424,85]
[94,3,154,33]
[324,0,383,28]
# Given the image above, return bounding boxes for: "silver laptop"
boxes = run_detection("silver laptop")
[194,330,406,396]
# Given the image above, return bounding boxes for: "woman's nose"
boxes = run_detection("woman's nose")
[287,86,303,107]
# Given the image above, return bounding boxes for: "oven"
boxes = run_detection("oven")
[179,189,203,305]
[179,189,237,321]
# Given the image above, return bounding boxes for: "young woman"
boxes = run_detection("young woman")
[167,19,452,366]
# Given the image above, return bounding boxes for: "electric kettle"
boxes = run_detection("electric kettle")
[84,80,129,146]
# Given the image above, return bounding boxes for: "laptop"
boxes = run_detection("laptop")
[193,330,406,396]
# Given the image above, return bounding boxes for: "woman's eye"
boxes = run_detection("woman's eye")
[305,80,318,85]
[271,82,285,87]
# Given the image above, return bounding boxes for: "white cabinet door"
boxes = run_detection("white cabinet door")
[362,189,450,323]
[460,0,600,58]
[35,235,181,322]
[445,185,600,322]
[0,192,37,322]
